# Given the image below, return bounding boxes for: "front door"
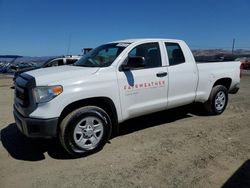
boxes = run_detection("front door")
[117,42,168,120]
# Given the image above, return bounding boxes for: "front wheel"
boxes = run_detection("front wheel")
[203,85,228,115]
[59,106,112,157]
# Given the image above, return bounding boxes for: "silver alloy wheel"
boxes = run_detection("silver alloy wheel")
[215,91,226,111]
[73,116,104,150]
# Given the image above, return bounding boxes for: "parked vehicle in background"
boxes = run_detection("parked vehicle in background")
[0,62,12,73]
[13,55,81,79]
[235,57,250,70]
[0,55,23,74]
[13,38,241,157]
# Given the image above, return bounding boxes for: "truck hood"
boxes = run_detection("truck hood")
[26,65,99,85]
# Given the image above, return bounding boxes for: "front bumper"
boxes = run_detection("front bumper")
[13,107,58,138]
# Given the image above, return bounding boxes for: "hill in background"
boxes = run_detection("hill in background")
[192,49,250,62]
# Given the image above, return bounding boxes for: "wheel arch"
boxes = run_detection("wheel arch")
[58,97,119,135]
[213,78,232,90]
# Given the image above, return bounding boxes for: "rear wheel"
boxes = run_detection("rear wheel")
[204,85,228,115]
[59,106,112,157]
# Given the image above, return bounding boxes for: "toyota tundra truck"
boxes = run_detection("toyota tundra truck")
[13,39,241,157]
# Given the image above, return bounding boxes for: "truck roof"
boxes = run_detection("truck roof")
[112,38,184,44]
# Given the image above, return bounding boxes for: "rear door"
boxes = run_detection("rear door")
[117,42,168,120]
[164,42,198,108]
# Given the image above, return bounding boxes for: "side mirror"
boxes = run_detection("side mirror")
[120,56,146,71]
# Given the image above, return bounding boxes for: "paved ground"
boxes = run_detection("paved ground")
[0,73,250,188]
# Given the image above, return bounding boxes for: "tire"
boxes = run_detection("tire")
[59,106,112,157]
[204,85,228,115]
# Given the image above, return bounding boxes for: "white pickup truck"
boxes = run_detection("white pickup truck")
[13,38,241,157]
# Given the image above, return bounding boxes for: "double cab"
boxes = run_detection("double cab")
[13,39,241,157]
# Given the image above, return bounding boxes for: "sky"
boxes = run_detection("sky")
[0,0,249,56]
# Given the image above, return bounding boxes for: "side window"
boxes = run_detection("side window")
[66,59,78,65]
[57,59,64,66]
[128,42,162,68]
[45,59,64,67]
[45,61,54,67]
[165,43,185,66]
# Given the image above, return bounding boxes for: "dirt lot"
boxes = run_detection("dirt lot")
[0,74,250,188]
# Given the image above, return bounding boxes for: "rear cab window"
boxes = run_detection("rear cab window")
[165,43,185,66]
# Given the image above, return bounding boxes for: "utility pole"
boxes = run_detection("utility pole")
[66,34,72,55]
[232,38,235,54]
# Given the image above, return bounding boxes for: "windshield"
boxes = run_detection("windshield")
[74,43,129,67]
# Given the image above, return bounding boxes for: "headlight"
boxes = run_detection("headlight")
[33,85,63,103]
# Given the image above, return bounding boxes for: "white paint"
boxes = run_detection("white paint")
[16,38,241,123]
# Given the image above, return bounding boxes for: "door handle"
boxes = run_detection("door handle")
[156,72,168,77]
